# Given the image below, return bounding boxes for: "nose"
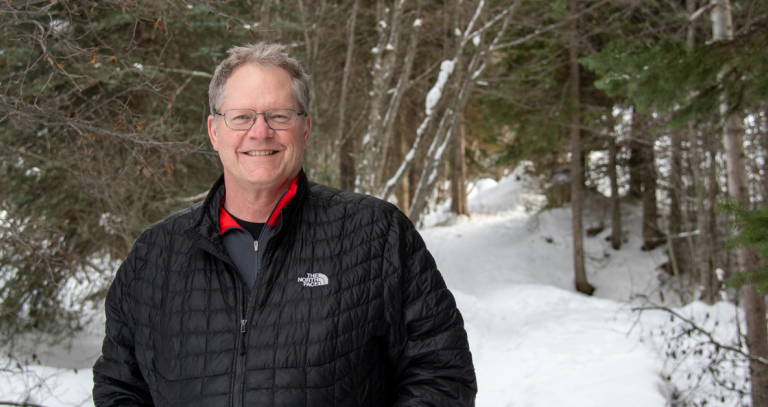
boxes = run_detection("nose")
[247,114,272,138]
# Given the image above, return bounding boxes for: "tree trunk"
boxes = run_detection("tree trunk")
[689,126,715,302]
[608,134,621,250]
[356,0,407,193]
[379,57,454,202]
[634,112,661,250]
[337,0,359,192]
[686,0,713,302]
[376,14,423,189]
[707,137,721,274]
[336,0,359,189]
[569,0,594,296]
[760,102,768,207]
[628,108,643,200]
[451,116,468,215]
[395,119,410,216]
[712,0,768,404]
[407,0,517,224]
[669,129,686,274]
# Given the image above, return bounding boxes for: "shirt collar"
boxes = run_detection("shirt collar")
[219,175,300,235]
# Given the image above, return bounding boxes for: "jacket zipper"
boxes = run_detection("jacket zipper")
[231,266,247,407]
[231,189,288,407]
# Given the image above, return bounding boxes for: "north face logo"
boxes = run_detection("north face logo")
[298,273,329,287]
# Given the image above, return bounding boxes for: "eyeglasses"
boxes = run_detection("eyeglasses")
[214,109,307,131]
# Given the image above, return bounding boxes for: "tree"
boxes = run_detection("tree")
[0,0,240,339]
[711,0,768,404]
[608,131,622,250]
[336,0,360,192]
[580,0,768,402]
[568,0,594,295]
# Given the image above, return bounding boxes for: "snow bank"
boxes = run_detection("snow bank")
[467,163,546,214]
[454,285,670,406]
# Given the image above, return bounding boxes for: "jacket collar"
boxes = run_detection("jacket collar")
[187,169,309,250]
[219,175,300,234]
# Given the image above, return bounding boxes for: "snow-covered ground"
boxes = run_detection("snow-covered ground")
[1,165,747,406]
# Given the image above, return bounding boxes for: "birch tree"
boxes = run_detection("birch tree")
[407,0,521,224]
[356,0,411,193]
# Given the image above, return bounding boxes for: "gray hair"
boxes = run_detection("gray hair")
[208,43,311,117]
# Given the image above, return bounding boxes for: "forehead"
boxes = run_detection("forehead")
[222,64,296,108]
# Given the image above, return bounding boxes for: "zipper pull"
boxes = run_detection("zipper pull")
[241,319,247,333]
[254,240,259,252]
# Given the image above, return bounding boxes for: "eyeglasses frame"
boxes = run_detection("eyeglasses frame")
[213,109,308,131]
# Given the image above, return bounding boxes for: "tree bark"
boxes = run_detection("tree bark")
[336,0,359,191]
[356,0,407,193]
[686,0,713,302]
[451,115,468,215]
[689,126,715,302]
[376,14,423,189]
[707,138,721,289]
[669,129,686,275]
[608,134,621,250]
[633,112,661,250]
[569,0,594,296]
[712,0,768,404]
[395,118,411,216]
[628,109,643,200]
[760,102,768,207]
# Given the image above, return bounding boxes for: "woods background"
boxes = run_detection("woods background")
[1,0,767,404]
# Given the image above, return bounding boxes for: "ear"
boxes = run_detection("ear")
[207,115,219,151]
[301,114,311,149]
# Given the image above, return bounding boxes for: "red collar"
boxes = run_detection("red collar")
[219,176,300,234]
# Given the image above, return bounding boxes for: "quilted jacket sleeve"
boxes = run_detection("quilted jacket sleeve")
[385,211,477,406]
[92,245,154,407]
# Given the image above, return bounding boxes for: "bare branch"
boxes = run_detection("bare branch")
[634,306,768,366]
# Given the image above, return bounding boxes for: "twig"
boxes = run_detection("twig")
[634,305,768,366]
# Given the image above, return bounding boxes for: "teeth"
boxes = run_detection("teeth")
[245,150,275,156]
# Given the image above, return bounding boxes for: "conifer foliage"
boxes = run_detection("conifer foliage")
[722,201,768,294]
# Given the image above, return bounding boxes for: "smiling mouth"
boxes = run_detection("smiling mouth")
[244,150,276,156]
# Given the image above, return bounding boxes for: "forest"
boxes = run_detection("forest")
[1,0,768,405]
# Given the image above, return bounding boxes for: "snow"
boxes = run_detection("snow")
[425,59,455,117]
[433,127,452,165]
[472,62,486,79]
[1,164,746,406]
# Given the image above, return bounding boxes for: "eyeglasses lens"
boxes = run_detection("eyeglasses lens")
[223,109,298,130]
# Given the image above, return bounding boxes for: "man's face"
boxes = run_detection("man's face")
[207,64,310,194]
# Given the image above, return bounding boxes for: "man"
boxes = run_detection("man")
[93,43,476,407]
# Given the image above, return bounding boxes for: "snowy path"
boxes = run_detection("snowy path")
[421,210,669,406]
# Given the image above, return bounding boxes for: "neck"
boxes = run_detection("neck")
[223,176,295,223]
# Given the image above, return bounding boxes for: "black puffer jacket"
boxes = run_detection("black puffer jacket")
[93,171,477,407]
